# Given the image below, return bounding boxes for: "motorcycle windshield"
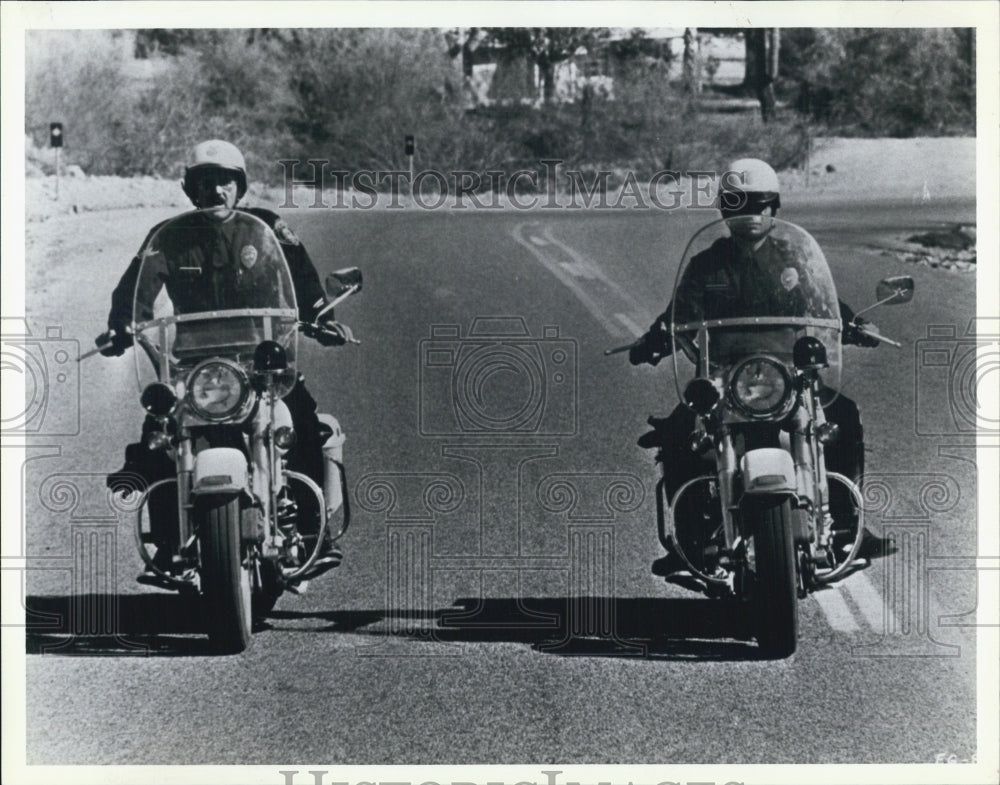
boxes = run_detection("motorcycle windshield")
[670,216,842,409]
[131,208,298,385]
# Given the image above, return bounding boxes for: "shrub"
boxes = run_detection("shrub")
[780,28,975,137]
[25,31,137,173]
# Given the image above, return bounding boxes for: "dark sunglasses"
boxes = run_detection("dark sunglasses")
[192,170,239,190]
[719,192,780,218]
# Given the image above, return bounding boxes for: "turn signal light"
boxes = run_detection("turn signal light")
[689,431,713,454]
[683,377,721,415]
[146,431,171,451]
[274,426,296,449]
[816,422,840,443]
[140,382,177,416]
[254,340,287,372]
[793,336,828,370]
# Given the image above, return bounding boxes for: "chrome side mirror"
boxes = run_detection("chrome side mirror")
[325,267,363,299]
[876,276,915,305]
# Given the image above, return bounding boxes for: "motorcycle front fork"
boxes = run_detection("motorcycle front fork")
[663,419,834,592]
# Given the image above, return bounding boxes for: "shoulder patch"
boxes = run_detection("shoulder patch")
[273,219,301,246]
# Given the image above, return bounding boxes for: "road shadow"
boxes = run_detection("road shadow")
[272,595,765,662]
[857,527,900,561]
[23,592,219,656]
[24,593,768,661]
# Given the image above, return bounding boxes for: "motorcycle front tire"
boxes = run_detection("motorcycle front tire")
[750,497,798,659]
[198,495,253,654]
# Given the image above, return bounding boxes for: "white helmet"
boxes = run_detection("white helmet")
[182,139,248,201]
[718,158,781,216]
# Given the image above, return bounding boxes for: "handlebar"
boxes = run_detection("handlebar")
[604,340,640,356]
[606,326,903,358]
[78,343,109,362]
[80,319,360,362]
[852,321,902,348]
[298,320,360,345]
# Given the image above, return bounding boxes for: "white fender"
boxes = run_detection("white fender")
[192,447,249,495]
[740,448,796,496]
[273,399,294,431]
[318,413,346,514]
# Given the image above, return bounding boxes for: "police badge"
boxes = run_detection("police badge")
[780,266,799,290]
[240,245,258,269]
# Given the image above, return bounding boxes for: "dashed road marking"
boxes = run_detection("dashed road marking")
[842,570,894,632]
[614,313,646,338]
[813,585,861,633]
[511,221,656,341]
[559,261,597,279]
[511,222,631,339]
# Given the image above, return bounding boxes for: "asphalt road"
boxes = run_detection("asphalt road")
[17,198,983,765]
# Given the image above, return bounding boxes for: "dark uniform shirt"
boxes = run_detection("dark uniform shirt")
[108,207,327,328]
[672,235,839,325]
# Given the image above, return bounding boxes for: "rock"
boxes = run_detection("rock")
[957,224,976,242]
[825,164,836,172]
[906,224,976,251]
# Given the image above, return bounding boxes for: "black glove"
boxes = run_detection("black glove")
[844,318,881,348]
[308,319,354,347]
[629,322,670,366]
[96,323,133,357]
[629,337,656,366]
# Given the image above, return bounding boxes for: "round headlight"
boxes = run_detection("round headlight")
[188,360,250,421]
[728,356,793,419]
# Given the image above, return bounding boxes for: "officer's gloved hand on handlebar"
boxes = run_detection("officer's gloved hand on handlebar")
[629,320,671,366]
[843,318,881,348]
[95,321,134,357]
[309,318,354,347]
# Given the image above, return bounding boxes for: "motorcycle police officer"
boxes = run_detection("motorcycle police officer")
[97,139,348,583]
[629,158,880,580]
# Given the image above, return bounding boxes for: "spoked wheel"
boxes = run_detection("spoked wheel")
[747,496,798,659]
[197,495,252,654]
